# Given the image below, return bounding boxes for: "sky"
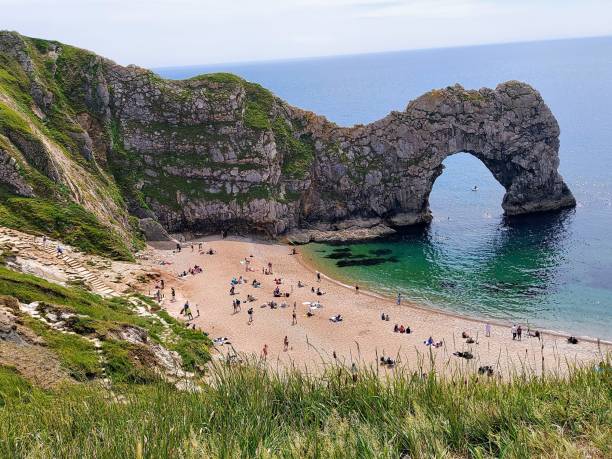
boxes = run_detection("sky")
[1,0,611,67]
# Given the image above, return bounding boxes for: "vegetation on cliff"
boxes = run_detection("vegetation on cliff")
[0,191,133,260]
[0,265,211,383]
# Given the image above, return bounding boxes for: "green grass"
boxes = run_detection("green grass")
[0,192,133,260]
[22,316,102,381]
[0,267,211,383]
[0,366,37,408]
[0,102,37,142]
[101,339,159,384]
[0,361,609,458]
[244,82,275,130]
[273,118,315,179]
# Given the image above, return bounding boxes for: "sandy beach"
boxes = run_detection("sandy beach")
[144,237,609,377]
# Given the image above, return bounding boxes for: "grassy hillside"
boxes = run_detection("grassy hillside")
[0,265,211,383]
[0,360,610,458]
[0,32,141,259]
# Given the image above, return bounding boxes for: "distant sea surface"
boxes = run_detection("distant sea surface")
[156,37,612,340]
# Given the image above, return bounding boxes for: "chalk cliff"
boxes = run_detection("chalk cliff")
[0,31,575,247]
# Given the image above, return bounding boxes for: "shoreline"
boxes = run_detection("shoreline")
[297,245,612,346]
[148,236,609,374]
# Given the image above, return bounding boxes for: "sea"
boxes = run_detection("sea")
[156,37,612,341]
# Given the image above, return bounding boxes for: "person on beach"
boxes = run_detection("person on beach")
[185,305,193,320]
[316,272,321,282]
[248,307,253,324]
[397,292,402,305]
[283,336,289,351]
[262,344,268,360]
[517,325,522,341]
[196,305,200,317]
[171,287,176,302]
[485,322,491,337]
[191,244,194,252]
[198,242,202,250]
[160,279,165,290]
[292,310,297,325]
[56,245,63,257]
[176,243,181,252]
[230,285,235,295]
[511,324,517,340]
[355,285,360,294]
[42,235,47,247]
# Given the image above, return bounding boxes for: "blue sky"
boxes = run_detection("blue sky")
[1,0,611,67]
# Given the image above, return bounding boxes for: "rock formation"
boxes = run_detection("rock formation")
[0,31,575,244]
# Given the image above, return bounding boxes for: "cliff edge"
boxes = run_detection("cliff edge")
[0,31,575,248]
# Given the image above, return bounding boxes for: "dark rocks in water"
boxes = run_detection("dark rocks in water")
[336,256,398,268]
[326,252,351,260]
[369,248,393,256]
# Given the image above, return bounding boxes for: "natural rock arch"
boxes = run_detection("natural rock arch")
[298,81,576,229]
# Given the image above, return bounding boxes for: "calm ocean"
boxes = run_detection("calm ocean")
[156,37,612,340]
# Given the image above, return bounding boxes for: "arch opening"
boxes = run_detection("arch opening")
[428,152,506,223]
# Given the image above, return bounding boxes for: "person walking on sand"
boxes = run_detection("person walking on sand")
[317,271,321,282]
[485,322,491,337]
[185,305,193,320]
[292,309,297,325]
[511,324,517,340]
[248,307,253,324]
[517,325,522,341]
[262,344,268,360]
[397,292,402,305]
[283,336,289,351]
[42,235,47,247]
[171,287,176,302]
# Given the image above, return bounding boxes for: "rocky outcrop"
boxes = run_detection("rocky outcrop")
[0,32,576,241]
[293,82,576,227]
[0,148,33,197]
[138,218,172,242]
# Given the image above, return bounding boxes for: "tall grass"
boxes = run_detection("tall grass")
[0,357,609,458]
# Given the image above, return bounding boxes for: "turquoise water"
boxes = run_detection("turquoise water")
[157,37,612,340]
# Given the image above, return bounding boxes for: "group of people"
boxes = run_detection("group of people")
[511,324,523,340]
[424,336,443,348]
[273,286,290,298]
[180,301,199,321]
[393,324,411,334]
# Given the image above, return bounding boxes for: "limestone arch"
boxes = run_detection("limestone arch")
[315,81,577,228]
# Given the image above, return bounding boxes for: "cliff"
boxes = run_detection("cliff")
[0,31,575,250]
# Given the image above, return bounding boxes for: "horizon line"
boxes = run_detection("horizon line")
[152,33,612,72]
